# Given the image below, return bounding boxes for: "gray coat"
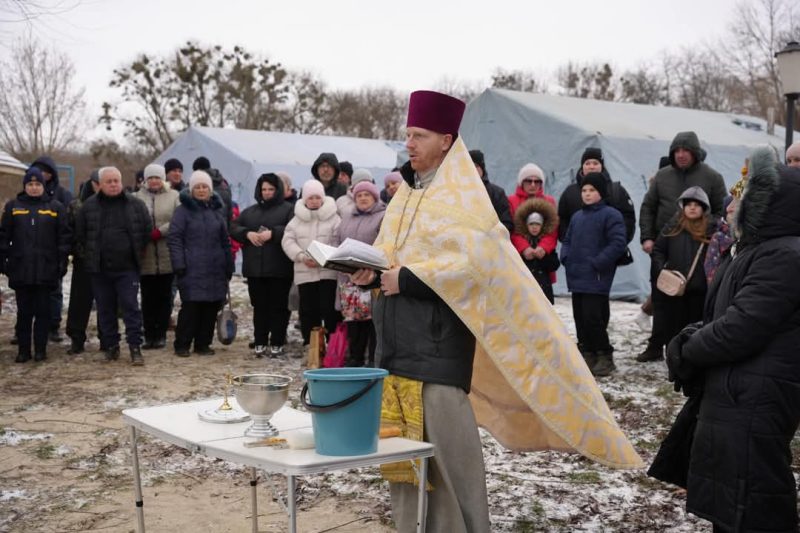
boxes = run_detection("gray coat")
[639,132,727,242]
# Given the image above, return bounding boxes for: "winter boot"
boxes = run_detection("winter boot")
[141,338,157,350]
[636,344,664,362]
[48,328,63,343]
[153,337,167,349]
[15,350,31,363]
[34,349,47,362]
[581,351,598,371]
[104,345,121,362]
[67,338,85,355]
[130,346,144,366]
[592,352,616,377]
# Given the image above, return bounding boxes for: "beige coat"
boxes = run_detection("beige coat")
[281,196,340,285]
[135,185,180,275]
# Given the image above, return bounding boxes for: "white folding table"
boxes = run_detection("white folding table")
[122,398,434,533]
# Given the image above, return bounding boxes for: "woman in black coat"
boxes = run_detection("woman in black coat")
[0,168,70,362]
[230,173,294,357]
[167,171,233,357]
[669,147,800,532]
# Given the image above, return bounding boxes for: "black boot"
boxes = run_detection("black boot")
[581,351,598,372]
[104,345,120,362]
[67,339,84,355]
[15,350,31,363]
[636,344,664,362]
[141,338,157,350]
[153,337,166,349]
[48,329,63,343]
[34,349,47,362]
[130,346,144,366]
[592,352,616,377]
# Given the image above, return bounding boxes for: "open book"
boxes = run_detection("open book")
[306,238,389,274]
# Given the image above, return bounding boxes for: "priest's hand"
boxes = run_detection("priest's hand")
[350,268,377,286]
[380,267,401,296]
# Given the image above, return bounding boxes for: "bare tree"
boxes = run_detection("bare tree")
[556,61,617,101]
[490,68,546,94]
[0,35,87,160]
[325,87,406,140]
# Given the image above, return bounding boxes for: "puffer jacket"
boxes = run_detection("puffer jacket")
[639,132,726,242]
[168,190,232,302]
[281,196,340,284]
[0,192,70,289]
[680,151,800,532]
[230,173,294,279]
[560,200,626,295]
[134,184,180,275]
[558,168,636,243]
[513,198,561,281]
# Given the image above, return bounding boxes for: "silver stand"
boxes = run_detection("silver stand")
[250,467,258,533]
[415,458,428,533]
[288,474,297,533]
[130,426,146,533]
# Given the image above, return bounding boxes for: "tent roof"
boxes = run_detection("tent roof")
[491,89,792,148]
[0,149,27,173]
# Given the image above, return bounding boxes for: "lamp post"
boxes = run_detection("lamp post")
[775,41,800,154]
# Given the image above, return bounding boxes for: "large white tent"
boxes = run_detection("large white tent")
[0,149,28,204]
[460,88,797,300]
[156,126,405,209]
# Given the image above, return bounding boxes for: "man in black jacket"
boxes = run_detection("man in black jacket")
[311,152,347,200]
[74,167,152,365]
[469,149,513,234]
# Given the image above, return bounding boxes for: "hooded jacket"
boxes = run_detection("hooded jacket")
[32,156,73,207]
[230,173,294,279]
[639,132,726,242]
[167,190,233,302]
[680,148,800,532]
[134,181,180,275]
[281,196,341,284]
[508,173,559,282]
[514,198,561,275]
[0,192,70,289]
[311,153,347,200]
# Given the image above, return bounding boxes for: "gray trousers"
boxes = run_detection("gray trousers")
[390,383,490,533]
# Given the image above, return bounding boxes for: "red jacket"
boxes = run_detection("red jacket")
[509,185,559,281]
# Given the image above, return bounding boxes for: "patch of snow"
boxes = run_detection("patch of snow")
[0,429,52,446]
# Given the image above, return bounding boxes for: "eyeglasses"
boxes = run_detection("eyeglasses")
[522,179,543,184]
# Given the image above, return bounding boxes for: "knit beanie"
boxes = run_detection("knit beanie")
[339,161,354,178]
[351,168,374,186]
[469,149,487,177]
[164,158,183,174]
[144,163,166,181]
[526,212,544,225]
[189,170,213,190]
[580,172,607,198]
[517,163,545,186]
[352,180,380,202]
[581,147,604,166]
[787,141,800,163]
[23,167,44,185]
[302,179,325,199]
[383,171,403,187]
[192,156,211,171]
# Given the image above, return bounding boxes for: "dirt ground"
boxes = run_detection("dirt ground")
[0,276,393,533]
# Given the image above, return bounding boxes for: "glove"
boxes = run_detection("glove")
[666,321,703,396]
[150,228,162,242]
[174,268,187,278]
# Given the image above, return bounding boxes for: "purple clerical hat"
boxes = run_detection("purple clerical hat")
[406,90,465,138]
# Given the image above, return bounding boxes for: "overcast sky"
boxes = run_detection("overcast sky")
[2,0,738,117]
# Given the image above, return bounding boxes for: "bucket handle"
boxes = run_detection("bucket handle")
[301,379,381,413]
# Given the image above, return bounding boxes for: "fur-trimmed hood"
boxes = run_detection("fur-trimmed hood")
[735,146,800,247]
[514,197,558,238]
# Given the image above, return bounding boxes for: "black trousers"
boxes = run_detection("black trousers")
[650,288,705,349]
[247,277,292,346]
[16,285,52,354]
[571,292,612,353]
[140,274,174,341]
[297,280,340,345]
[50,280,63,331]
[91,271,143,349]
[174,300,221,351]
[345,320,376,367]
[66,260,101,346]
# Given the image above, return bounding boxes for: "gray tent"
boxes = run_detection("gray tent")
[156,126,404,209]
[460,88,796,300]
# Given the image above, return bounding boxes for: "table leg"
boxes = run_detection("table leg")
[416,458,428,533]
[130,426,146,533]
[250,467,258,533]
[287,474,297,533]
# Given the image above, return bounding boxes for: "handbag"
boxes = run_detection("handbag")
[307,326,326,369]
[656,244,704,297]
[323,322,349,368]
[215,288,238,345]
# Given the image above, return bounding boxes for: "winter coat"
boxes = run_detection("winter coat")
[508,185,559,282]
[639,132,726,242]
[311,153,347,200]
[677,153,800,532]
[558,168,636,243]
[281,196,340,285]
[0,193,70,289]
[230,174,294,279]
[134,184,180,275]
[651,218,714,293]
[482,178,513,234]
[206,168,233,225]
[32,156,73,207]
[560,201,626,295]
[74,191,152,274]
[168,190,233,302]
[513,198,560,291]
[67,180,96,260]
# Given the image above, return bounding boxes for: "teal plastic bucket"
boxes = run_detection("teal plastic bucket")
[301,367,389,456]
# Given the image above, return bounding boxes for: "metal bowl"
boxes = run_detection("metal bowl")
[232,374,292,437]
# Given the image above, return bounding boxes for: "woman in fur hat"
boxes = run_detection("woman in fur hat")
[513,198,560,304]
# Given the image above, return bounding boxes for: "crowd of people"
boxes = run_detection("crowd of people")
[2,87,800,531]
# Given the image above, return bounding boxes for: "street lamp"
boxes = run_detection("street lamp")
[775,41,800,153]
